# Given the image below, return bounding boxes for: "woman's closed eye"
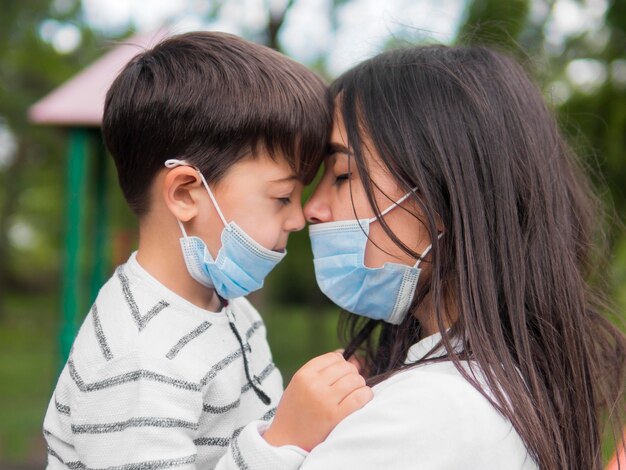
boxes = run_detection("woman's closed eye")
[334,172,352,186]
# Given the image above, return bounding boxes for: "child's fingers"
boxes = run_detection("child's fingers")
[317,360,359,386]
[338,385,374,416]
[299,351,345,374]
[346,354,365,373]
[329,371,367,404]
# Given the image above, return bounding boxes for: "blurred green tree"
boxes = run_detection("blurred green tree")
[458,0,531,50]
[0,0,113,319]
[555,0,626,300]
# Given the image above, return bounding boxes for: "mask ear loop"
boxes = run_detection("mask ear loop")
[176,219,189,239]
[165,159,229,228]
[367,187,419,224]
[357,185,443,269]
[414,232,444,268]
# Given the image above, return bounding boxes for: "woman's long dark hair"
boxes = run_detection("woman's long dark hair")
[333,45,626,469]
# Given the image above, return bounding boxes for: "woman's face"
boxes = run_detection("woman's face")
[304,111,432,268]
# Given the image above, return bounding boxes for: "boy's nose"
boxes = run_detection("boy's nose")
[285,205,306,232]
[304,192,332,224]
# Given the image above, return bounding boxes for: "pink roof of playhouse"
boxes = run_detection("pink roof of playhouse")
[29,30,168,127]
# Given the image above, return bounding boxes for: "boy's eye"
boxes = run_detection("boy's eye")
[277,197,291,206]
[334,172,351,186]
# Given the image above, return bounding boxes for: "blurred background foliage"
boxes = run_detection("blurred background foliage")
[0,0,624,465]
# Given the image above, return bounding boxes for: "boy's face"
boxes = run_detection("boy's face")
[193,153,306,255]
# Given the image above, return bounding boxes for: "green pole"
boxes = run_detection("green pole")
[59,128,89,367]
[89,131,109,304]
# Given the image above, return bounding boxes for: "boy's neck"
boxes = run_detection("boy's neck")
[135,220,222,313]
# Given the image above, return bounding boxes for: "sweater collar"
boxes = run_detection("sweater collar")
[404,330,463,364]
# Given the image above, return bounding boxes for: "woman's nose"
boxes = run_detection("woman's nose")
[304,190,332,224]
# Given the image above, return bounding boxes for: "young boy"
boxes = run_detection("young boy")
[43,32,371,469]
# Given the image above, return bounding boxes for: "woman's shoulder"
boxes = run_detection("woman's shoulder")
[372,360,512,422]
[364,361,532,460]
[373,360,495,415]
[375,359,483,392]
[303,360,537,469]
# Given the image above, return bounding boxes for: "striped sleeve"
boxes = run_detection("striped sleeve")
[214,421,307,470]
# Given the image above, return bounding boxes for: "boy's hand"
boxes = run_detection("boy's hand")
[336,348,370,379]
[263,352,373,452]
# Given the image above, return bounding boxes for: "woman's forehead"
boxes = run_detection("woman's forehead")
[330,116,348,144]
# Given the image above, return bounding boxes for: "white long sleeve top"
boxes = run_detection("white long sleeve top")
[43,252,304,469]
[233,332,539,469]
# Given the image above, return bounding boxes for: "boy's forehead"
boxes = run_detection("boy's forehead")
[250,139,326,184]
[233,151,298,182]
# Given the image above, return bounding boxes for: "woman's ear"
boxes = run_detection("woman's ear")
[162,166,203,222]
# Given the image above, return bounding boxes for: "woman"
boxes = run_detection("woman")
[301,45,626,469]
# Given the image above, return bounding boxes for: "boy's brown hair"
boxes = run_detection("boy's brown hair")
[103,31,331,216]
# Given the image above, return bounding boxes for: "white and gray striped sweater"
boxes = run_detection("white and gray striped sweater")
[43,253,304,469]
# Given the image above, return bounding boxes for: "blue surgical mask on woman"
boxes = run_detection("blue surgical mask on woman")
[165,159,286,299]
[309,191,439,324]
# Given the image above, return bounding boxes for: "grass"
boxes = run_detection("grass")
[0,294,58,461]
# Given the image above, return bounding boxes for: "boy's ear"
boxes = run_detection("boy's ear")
[162,166,204,222]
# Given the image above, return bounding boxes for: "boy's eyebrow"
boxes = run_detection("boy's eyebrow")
[269,174,298,183]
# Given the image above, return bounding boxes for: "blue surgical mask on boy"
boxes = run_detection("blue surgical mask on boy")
[309,191,440,325]
[164,159,286,299]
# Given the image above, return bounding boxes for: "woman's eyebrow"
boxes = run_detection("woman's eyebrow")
[327,142,350,156]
